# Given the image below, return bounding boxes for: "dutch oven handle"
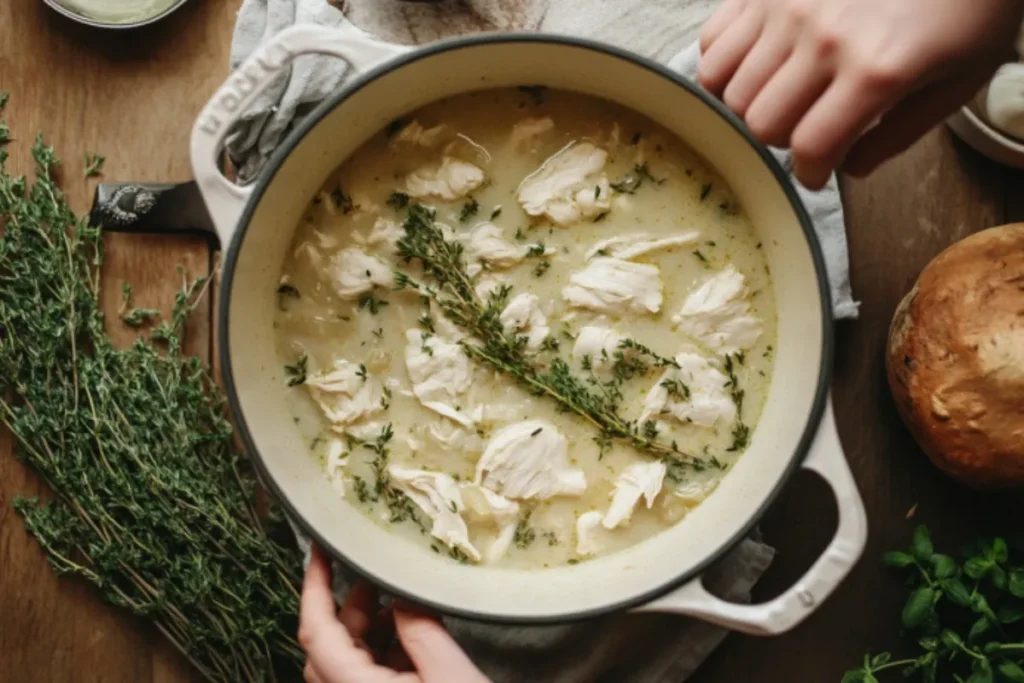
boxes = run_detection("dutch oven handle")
[190,23,410,246]
[633,397,868,635]
[91,23,408,242]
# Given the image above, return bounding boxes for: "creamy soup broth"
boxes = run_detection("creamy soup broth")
[274,88,777,569]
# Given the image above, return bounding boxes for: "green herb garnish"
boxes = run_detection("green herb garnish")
[0,106,303,682]
[514,511,537,549]
[610,163,664,194]
[393,204,703,471]
[459,198,479,223]
[285,354,309,386]
[83,152,104,177]
[844,527,1024,683]
[331,186,355,214]
[358,294,389,315]
[386,191,409,210]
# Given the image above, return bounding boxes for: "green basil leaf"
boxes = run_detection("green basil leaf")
[968,657,993,683]
[912,526,935,563]
[991,566,1008,591]
[932,554,958,579]
[996,602,1024,624]
[943,578,974,607]
[903,586,937,629]
[992,538,1008,564]
[840,670,866,683]
[971,593,998,620]
[883,551,915,568]
[998,661,1024,683]
[968,616,991,642]
[966,557,993,579]
[1009,570,1024,598]
[941,629,965,649]
[922,658,937,683]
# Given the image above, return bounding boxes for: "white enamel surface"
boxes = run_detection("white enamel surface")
[216,37,836,621]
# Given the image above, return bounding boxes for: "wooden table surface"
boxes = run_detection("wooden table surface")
[1,2,1022,682]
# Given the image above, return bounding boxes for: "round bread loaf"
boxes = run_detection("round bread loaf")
[886,224,1024,489]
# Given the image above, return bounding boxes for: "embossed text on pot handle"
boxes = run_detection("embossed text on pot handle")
[633,397,868,635]
[189,23,409,247]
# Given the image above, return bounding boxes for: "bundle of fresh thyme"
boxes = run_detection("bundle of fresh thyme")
[0,96,303,682]
[844,526,1024,683]
[393,202,712,475]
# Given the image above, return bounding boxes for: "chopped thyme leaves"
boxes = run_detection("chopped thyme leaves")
[285,354,309,386]
[331,186,356,214]
[513,510,537,549]
[392,202,704,469]
[514,227,527,241]
[459,198,479,223]
[700,183,713,201]
[356,363,368,382]
[417,313,436,333]
[386,191,410,210]
[381,386,392,410]
[610,163,664,194]
[448,546,470,563]
[727,423,750,452]
[358,294,389,315]
[371,327,383,340]
[533,260,551,277]
[490,206,502,220]
[642,420,659,440]
[526,242,546,257]
[362,424,427,532]
[661,378,690,401]
[593,212,609,223]
[353,476,372,503]
[540,336,560,352]
[629,131,642,145]
[420,331,434,356]
[693,249,709,265]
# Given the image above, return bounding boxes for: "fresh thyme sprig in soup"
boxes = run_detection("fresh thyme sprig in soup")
[274,87,777,568]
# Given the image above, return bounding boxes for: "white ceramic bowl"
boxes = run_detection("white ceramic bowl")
[189,24,867,634]
[947,92,1024,169]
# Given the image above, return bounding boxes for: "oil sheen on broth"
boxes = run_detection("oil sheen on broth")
[274,87,777,569]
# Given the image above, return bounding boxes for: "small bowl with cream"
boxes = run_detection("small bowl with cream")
[947,33,1024,168]
[42,0,188,29]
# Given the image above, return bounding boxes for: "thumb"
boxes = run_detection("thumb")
[393,605,488,683]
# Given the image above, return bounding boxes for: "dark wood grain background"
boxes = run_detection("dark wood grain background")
[1,1,1022,681]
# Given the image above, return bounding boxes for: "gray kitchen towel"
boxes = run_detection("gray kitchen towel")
[229,1,856,680]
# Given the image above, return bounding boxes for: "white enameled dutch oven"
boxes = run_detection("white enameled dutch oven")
[190,23,867,633]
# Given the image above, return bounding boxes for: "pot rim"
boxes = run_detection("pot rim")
[218,32,835,624]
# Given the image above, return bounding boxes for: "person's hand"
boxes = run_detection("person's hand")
[699,0,1024,188]
[298,545,489,683]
